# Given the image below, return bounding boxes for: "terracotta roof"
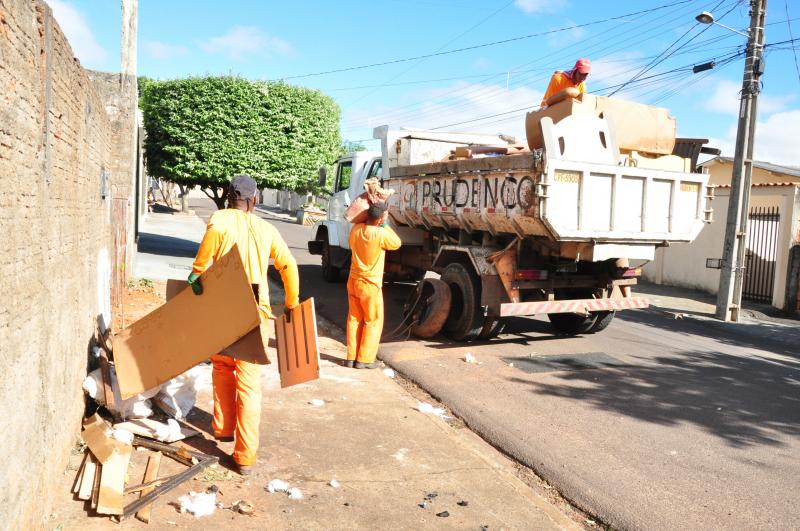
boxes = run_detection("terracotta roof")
[700,156,800,179]
[714,182,800,189]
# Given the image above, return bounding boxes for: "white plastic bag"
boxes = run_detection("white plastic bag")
[153,366,202,419]
[82,366,158,420]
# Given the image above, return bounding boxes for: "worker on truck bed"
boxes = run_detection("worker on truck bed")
[540,57,591,109]
[346,202,402,369]
[188,174,299,476]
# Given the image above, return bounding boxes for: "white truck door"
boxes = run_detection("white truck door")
[331,158,354,249]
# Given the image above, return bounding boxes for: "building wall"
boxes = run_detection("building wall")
[706,160,800,186]
[0,1,133,526]
[642,186,800,310]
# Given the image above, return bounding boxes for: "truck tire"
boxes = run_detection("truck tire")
[588,310,615,333]
[547,312,598,335]
[441,263,484,341]
[321,242,341,283]
[478,316,507,340]
[409,278,452,338]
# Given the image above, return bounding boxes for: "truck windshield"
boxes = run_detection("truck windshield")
[336,161,353,192]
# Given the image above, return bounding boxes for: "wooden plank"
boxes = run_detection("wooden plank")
[114,247,261,399]
[275,298,320,388]
[135,451,162,523]
[113,418,199,443]
[82,414,122,465]
[90,461,102,509]
[168,279,271,365]
[72,453,88,494]
[77,455,98,501]
[96,443,133,515]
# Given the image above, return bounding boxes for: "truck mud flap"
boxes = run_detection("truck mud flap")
[500,297,649,317]
[308,240,324,255]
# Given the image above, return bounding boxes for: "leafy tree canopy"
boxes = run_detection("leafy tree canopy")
[140,76,341,207]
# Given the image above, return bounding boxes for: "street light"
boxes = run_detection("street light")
[698,2,767,322]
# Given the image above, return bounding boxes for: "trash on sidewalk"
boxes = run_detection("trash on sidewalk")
[114,248,261,399]
[266,479,290,493]
[383,368,396,378]
[436,510,450,518]
[177,491,217,517]
[329,479,340,488]
[113,417,199,443]
[153,367,202,419]
[288,487,304,500]
[83,366,157,420]
[416,401,448,418]
[231,500,254,515]
[275,298,321,388]
[308,398,325,407]
[463,353,477,364]
[72,413,218,523]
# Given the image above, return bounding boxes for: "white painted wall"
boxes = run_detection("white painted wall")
[641,186,800,309]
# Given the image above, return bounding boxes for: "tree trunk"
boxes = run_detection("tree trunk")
[178,184,189,213]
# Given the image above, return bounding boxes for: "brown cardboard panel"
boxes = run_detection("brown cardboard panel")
[167,279,270,365]
[96,443,132,515]
[114,247,260,399]
[526,94,676,155]
[275,298,320,388]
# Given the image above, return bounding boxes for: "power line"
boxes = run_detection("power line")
[275,0,695,80]
[785,0,800,86]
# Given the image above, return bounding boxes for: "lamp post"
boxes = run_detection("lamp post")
[697,1,767,322]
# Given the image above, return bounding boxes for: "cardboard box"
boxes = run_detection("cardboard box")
[114,247,260,399]
[526,94,676,155]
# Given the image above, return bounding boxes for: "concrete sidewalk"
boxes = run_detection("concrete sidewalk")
[79,207,581,530]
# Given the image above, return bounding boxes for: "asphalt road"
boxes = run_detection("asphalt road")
[195,198,800,530]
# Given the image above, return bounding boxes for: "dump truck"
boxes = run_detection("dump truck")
[309,97,715,340]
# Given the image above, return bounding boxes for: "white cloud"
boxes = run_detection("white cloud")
[547,19,586,48]
[706,79,794,116]
[143,41,189,61]
[200,26,291,61]
[48,0,108,66]
[515,0,567,14]
[343,81,543,142]
[706,109,800,167]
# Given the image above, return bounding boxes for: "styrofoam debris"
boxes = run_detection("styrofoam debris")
[416,402,447,418]
[329,479,340,488]
[508,362,515,368]
[82,367,156,420]
[382,368,396,378]
[464,353,477,364]
[177,491,216,517]
[288,487,303,500]
[111,429,134,444]
[308,399,325,407]
[154,366,202,419]
[266,479,290,493]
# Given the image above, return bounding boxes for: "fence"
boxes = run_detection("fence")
[742,206,780,304]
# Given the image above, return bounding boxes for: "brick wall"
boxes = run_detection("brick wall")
[0,0,135,526]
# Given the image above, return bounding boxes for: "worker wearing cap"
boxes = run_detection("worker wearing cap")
[346,202,401,369]
[188,174,299,475]
[540,58,591,108]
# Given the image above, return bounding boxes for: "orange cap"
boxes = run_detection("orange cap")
[574,58,591,74]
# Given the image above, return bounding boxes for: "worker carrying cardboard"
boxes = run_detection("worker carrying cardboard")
[540,58,591,109]
[346,201,401,369]
[187,174,299,475]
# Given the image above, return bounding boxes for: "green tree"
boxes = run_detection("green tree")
[341,140,367,155]
[140,76,341,209]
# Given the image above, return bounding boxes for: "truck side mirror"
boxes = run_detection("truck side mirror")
[318,167,327,187]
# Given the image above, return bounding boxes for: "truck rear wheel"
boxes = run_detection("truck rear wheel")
[321,242,341,283]
[588,310,615,333]
[408,278,452,339]
[441,263,484,341]
[547,313,598,335]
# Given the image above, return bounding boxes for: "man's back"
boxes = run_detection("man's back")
[348,223,402,286]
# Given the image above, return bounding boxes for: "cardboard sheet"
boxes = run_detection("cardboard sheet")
[114,247,260,399]
[526,94,677,155]
[166,279,271,365]
[274,298,320,388]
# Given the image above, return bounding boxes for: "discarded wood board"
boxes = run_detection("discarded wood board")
[72,453,88,494]
[82,413,128,465]
[113,418,199,443]
[274,298,320,388]
[167,279,271,365]
[96,443,132,515]
[77,455,98,501]
[114,247,260,399]
[135,451,162,523]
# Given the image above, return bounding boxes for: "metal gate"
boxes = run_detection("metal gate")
[742,206,780,304]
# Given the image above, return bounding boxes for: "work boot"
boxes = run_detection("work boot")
[215,435,234,443]
[236,464,252,476]
[343,360,355,368]
[354,360,382,369]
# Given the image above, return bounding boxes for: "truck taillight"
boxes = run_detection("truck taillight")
[515,269,548,281]
[621,267,642,278]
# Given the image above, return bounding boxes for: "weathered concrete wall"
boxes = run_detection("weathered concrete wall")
[0,0,134,526]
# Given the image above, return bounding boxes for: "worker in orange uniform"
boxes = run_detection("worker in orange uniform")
[346,202,401,369]
[540,58,591,109]
[187,175,299,475]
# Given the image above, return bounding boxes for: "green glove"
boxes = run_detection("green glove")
[187,273,203,296]
[379,222,389,228]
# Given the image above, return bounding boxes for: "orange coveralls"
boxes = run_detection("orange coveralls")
[540,70,586,108]
[346,223,402,363]
[192,208,299,466]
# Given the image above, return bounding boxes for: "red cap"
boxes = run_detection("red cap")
[574,58,591,74]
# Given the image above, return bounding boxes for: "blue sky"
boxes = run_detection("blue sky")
[49,0,799,165]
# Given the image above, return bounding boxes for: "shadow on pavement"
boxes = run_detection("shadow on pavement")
[509,348,800,448]
[137,232,200,258]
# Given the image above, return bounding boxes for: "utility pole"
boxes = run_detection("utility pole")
[715,0,767,322]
